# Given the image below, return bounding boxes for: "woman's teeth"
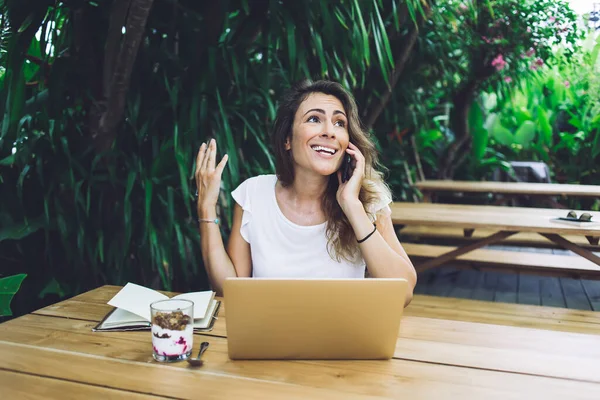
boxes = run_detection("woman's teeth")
[311,145,336,155]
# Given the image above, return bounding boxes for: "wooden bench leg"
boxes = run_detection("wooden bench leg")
[415,230,518,272]
[538,233,600,268]
[538,196,567,209]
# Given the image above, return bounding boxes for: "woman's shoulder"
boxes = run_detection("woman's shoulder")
[237,174,277,190]
[251,174,277,185]
[365,178,393,217]
[232,174,276,200]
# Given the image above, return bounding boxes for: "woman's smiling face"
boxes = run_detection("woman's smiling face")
[286,92,350,177]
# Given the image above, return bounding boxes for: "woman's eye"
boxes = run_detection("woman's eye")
[307,116,320,123]
[335,120,346,127]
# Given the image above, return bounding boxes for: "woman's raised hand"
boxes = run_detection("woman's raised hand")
[195,139,228,213]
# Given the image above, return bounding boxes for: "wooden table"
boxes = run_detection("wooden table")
[414,180,600,207]
[391,202,600,273]
[1,285,600,399]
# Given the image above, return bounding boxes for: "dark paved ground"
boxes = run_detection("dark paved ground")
[412,245,600,311]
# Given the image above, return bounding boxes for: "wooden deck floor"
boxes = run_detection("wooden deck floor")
[412,246,600,311]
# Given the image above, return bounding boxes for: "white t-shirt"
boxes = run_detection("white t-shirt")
[230,174,392,278]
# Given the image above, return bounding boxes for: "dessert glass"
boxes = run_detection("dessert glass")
[150,299,194,362]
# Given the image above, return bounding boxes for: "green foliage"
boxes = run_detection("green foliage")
[479,33,600,207]
[0,0,425,310]
[0,0,594,316]
[469,101,486,159]
[0,274,27,316]
[401,0,581,179]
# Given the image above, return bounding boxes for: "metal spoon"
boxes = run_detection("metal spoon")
[187,341,209,367]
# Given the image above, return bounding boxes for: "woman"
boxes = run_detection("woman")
[195,80,416,305]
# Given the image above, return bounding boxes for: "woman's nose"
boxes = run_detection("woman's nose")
[320,121,336,138]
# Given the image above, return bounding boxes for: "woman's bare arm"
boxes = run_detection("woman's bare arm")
[227,204,252,278]
[336,143,416,306]
[200,203,251,295]
[345,204,417,306]
[196,140,251,295]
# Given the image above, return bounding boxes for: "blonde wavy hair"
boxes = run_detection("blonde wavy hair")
[271,79,392,263]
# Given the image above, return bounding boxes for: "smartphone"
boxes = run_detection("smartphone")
[341,154,353,183]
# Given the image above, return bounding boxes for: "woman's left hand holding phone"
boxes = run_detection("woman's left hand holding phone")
[336,142,365,214]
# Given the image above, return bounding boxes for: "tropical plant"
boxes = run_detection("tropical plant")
[480,32,600,209]
[428,0,581,179]
[0,0,432,316]
[373,0,582,193]
[0,0,590,319]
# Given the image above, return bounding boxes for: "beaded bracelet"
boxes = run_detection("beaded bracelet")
[198,218,219,224]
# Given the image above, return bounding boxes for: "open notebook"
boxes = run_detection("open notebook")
[93,282,220,332]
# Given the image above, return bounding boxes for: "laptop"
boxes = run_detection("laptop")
[222,278,408,360]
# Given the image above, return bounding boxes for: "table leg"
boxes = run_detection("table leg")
[415,230,518,272]
[492,194,566,209]
[538,233,600,267]
[421,192,432,203]
[538,196,567,209]
[492,197,510,206]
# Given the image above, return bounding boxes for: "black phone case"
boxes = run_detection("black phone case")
[342,155,352,183]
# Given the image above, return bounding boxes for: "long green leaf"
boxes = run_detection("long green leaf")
[1,61,26,141]
[469,101,487,160]
[351,0,370,67]
[312,29,327,76]
[284,12,296,73]
[370,13,388,85]
[145,179,153,230]
[373,0,394,68]
[334,8,349,30]
[536,106,553,145]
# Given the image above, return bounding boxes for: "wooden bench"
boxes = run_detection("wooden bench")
[399,225,596,248]
[407,294,600,334]
[413,180,600,207]
[403,242,600,278]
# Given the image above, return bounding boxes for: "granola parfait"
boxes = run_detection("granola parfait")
[150,299,194,362]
